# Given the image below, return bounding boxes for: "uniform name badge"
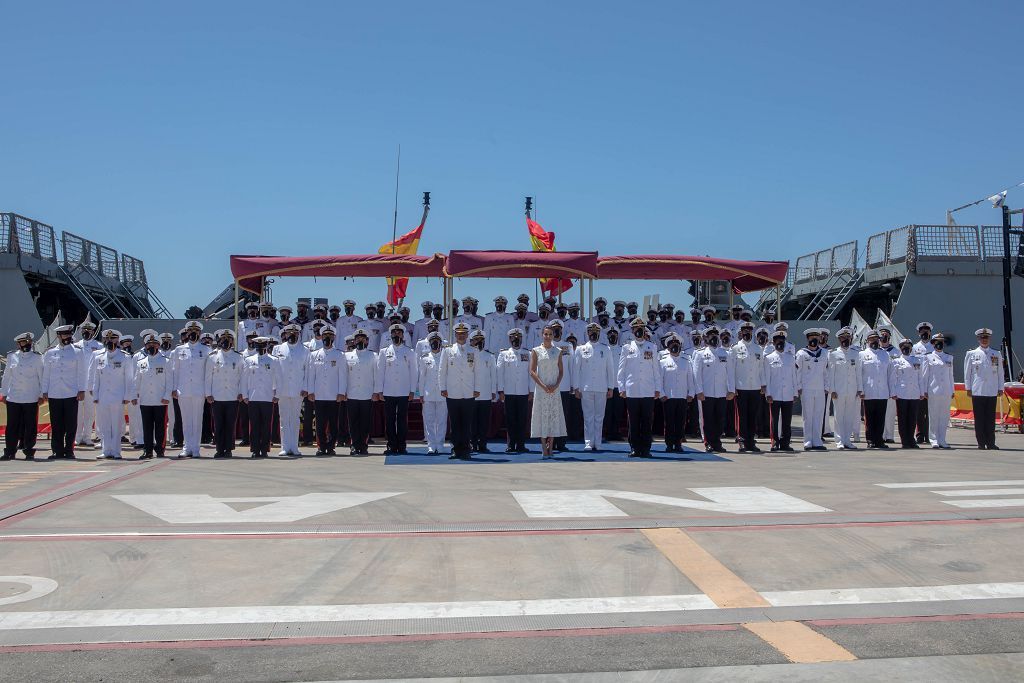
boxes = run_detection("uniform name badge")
[520,353,529,362]
[330,360,336,367]
[992,356,999,366]
[156,368,163,374]
[467,353,474,365]
[643,351,652,360]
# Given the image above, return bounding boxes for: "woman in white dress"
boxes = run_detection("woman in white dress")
[530,326,567,458]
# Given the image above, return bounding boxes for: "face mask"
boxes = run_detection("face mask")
[366,311,376,319]
[430,340,442,351]
[511,338,521,349]
[473,341,484,349]
[808,338,818,348]
[774,341,786,351]
[880,335,890,344]
[869,341,880,349]
[257,344,268,354]
[18,342,31,352]
[356,340,367,350]
[757,336,768,346]
[933,341,943,350]
[59,335,73,346]
[391,334,402,344]
[570,311,579,319]
[707,337,719,348]
[189,332,199,342]
[496,304,506,313]
[741,332,752,341]
[669,343,681,354]
[161,342,171,351]
[147,346,159,356]
[840,338,851,348]
[106,341,116,350]
[608,335,618,345]
[122,345,133,354]
[901,347,911,356]
[220,339,231,349]
[330,313,339,322]
[921,332,930,340]
[323,337,334,348]
[248,311,257,318]
[589,332,599,342]
[345,307,354,316]
[82,331,93,340]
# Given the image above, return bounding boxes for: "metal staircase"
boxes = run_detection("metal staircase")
[797,270,863,321]
[58,263,132,319]
[754,285,792,317]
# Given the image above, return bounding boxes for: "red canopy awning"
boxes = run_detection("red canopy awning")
[597,255,788,293]
[230,253,447,294]
[444,250,599,279]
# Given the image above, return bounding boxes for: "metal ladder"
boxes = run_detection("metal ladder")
[797,270,857,320]
[60,263,133,318]
[818,271,863,320]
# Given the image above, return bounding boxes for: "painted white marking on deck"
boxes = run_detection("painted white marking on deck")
[763,582,1024,607]
[941,499,1024,509]
[0,576,58,606]
[877,481,1024,488]
[1,581,1023,632]
[934,489,1024,497]
[512,488,831,518]
[112,493,404,524]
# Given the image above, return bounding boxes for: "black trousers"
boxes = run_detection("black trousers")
[972,394,997,448]
[568,392,583,440]
[684,397,701,438]
[626,396,655,455]
[736,389,761,450]
[4,401,38,457]
[663,398,686,449]
[756,393,771,438]
[383,395,410,452]
[604,389,625,439]
[172,397,183,445]
[49,397,78,458]
[864,398,887,447]
[347,399,372,452]
[247,401,273,455]
[724,397,737,438]
[702,396,727,450]
[895,398,919,447]
[236,400,250,444]
[769,400,794,448]
[314,400,340,452]
[471,401,491,450]
[201,400,213,443]
[504,394,529,450]
[301,397,315,445]
[140,404,167,455]
[916,397,929,443]
[446,397,475,457]
[212,400,239,454]
[337,401,350,445]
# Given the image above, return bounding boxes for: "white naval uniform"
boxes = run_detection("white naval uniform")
[1,349,43,403]
[474,348,496,402]
[660,352,695,398]
[43,344,85,400]
[617,339,663,398]
[964,346,1004,397]
[362,318,386,352]
[858,348,891,400]
[171,341,210,457]
[344,349,377,401]
[90,350,134,458]
[483,312,515,354]
[438,343,482,399]
[795,346,828,448]
[125,350,145,445]
[526,318,556,349]
[888,354,923,400]
[728,339,765,392]
[564,317,588,345]
[135,352,173,406]
[307,347,348,400]
[334,314,363,339]
[240,353,277,402]
[272,341,309,454]
[826,346,862,448]
[496,346,532,397]
[920,350,954,447]
[880,345,900,440]
[375,343,417,397]
[573,341,616,450]
[763,349,798,402]
[412,317,432,346]
[205,349,244,401]
[74,337,103,443]
[417,350,447,451]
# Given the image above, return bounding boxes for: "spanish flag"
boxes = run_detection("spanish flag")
[379,219,424,306]
[527,217,573,296]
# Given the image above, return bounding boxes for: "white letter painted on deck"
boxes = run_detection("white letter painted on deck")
[113,492,404,524]
[511,488,831,518]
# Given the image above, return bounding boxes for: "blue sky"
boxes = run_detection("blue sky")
[2,1,1022,318]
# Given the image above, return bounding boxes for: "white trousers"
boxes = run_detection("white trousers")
[832,392,860,447]
[801,389,825,448]
[823,394,834,436]
[167,398,178,439]
[278,396,302,454]
[883,398,896,440]
[422,400,448,450]
[178,396,205,455]
[581,391,607,449]
[127,401,143,444]
[928,391,951,447]
[76,392,96,443]
[95,402,124,457]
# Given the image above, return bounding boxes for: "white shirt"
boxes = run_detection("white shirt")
[496,345,532,396]
[42,343,85,399]
[573,341,616,393]
[692,346,734,398]
[204,349,244,401]
[334,314,363,338]
[74,338,103,389]
[240,353,277,402]
[417,350,445,402]
[412,316,433,346]
[888,354,924,399]
[307,347,348,399]
[920,351,954,397]
[438,343,482,399]
[728,339,765,391]
[345,349,378,401]
[135,352,174,406]
[1,350,43,403]
[362,318,386,352]
[473,347,497,401]
[617,339,664,398]
[964,346,1004,396]
[912,339,935,358]
[763,348,798,401]
[552,341,574,391]
[795,346,828,393]
[171,342,210,398]
[660,352,695,399]
[858,347,891,400]
[272,341,309,398]
[374,343,417,397]
[826,346,862,396]
[90,350,135,403]
[526,317,556,349]
[483,312,516,353]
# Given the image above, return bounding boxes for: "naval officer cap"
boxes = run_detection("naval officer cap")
[555,301,567,310]
[245,329,258,338]
[344,334,355,343]
[627,301,638,309]
[139,328,158,339]
[587,322,601,331]
[773,330,788,339]
[245,301,259,310]
[312,303,327,313]
[740,309,753,318]
[426,331,442,342]
[805,328,821,337]
[388,323,405,334]
[517,293,530,302]
[916,321,933,331]
[120,334,134,343]
[597,310,610,318]
[493,296,508,304]
[160,332,175,341]
[595,297,607,305]
[200,332,214,342]
[432,302,444,309]
[539,303,552,312]
[421,300,433,308]
[388,311,403,320]
[142,332,158,344]
[259,301,273,308]
[320,324,336,335]
[739,321,755,330]
[103,329,122,339]
[14,331,34,342]
[278,305,293,314]
[730,304,743,311]
[976,328,993,337]
[470,329,485,339]
[508,327,524,337]
[629,317,647,328]
[568,302,580,310]
[185,320,203,332]
[613,300,626,307]
[219,328,235,339]
[343,299,356,306]
[663,331,682,343]
[354,328,368,337]
[453,322,470,333]
[930,332,945,342]
[364,303,376,310]
[80,320,97,329]
[55,324,75,334]
[703,326,720,336]
[837,326,853,337]
[775,322,789,331]
[701,305,715,314]
[283,323,301,332]
[865,329,880,340]
[329,304,341,312]
[549,320,563,328]
[514,302,528,310]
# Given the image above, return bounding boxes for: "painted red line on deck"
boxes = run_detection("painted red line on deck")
[0,461,170,528]
[0,622,738,653]
[0,473,101,511]
[0,527,634,541]
[808,611,1024,627]
[684,517,1024,533]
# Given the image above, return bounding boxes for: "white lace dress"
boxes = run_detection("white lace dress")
[530,345,567,438]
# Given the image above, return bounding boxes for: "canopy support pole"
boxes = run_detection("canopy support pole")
[233,279,239,351]
[447,277,453,346]
[775,284,781,320]
[729,284,734,309]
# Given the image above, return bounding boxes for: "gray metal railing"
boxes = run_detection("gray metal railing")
[1,213,59,262]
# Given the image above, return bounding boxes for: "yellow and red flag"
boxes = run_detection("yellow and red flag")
[379,219,424,306]
[526,217,573,296]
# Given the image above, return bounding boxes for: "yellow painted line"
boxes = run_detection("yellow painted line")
[743,621,857,663]
[641,528,769,608]
[642,527,856,662]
